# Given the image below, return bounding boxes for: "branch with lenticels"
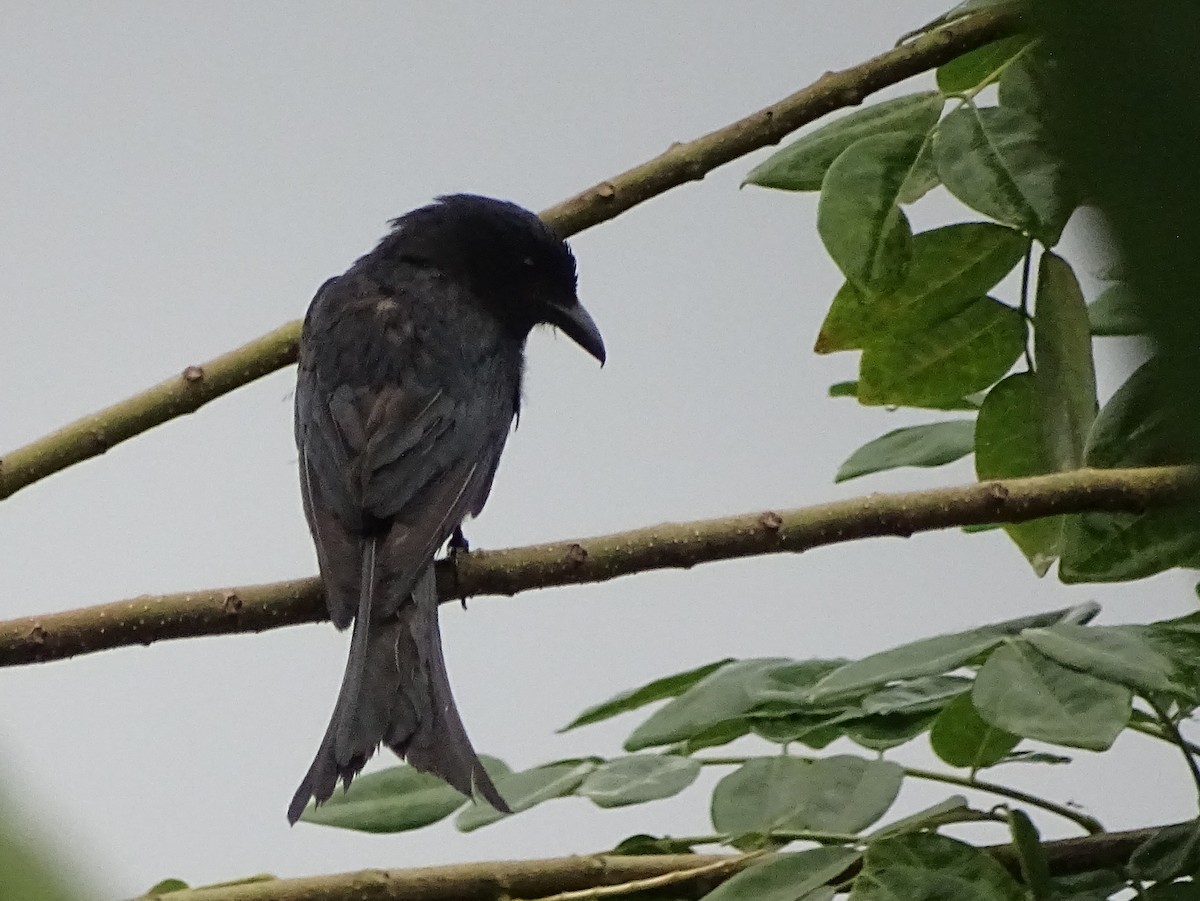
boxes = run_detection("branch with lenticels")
[2,463,1189,668]
[0,7,1023,502]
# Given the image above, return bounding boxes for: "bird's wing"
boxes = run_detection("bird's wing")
[295,275,513,626]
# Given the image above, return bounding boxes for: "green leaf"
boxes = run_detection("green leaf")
[561,659,735,731]
[818,133,922,294]
[934,105,1075,244]
[975,373,1064,575]
[972,640,1131,750]
[711,756,813,843]
[868,796,970,840]
[861,676,972,716]
[682,718,755,753]
[1162,610,1200,634]
[700,847,862,901]
[903,0,1024,44]
[750,714,846,749]
[750,660,856,715]
[133,876,274,898]
[937,34,1035,93]
[844,712,937,752]
[610,834,700,855]
[829,380,859,398]
[1034,253,1098,471]
[1006,809,1052,901]
[299,756,509,833]
[949,0,1026,13]
[625,658,793,751]
[1149,615,1200,699]
[801,886,837,901]
[998,43,1053,117]
[1129,821,1200,882]
[711,756,902,842]
[747,666,855,747]
[1062,507,1200,583]
[809,606,1085,702]
[1088,283,1145,336]
[1048,869,1128,901]
[578,755,700,808]
[859,297,1025,407]
[962,522,1002,533]
[898,138,940,204]
[853,832,1024,901]
[1060,362,1200,582]
[801,756,904,833]
[141,880,190,897]
[816,223,1027,354]
[835,421,975,482]
[1083,361,1178,468]
[1021,624,1186,696]
[816,283,868,354]
[811,632,1001,702]
[930,693,1020,769]
[744,92,943,192]
[455,761,595,831]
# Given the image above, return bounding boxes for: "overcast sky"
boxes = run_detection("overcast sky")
[1,4,1194,899]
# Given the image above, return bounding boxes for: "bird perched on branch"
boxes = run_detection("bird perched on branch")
[288,194,605,824]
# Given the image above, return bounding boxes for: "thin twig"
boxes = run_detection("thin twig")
[1020,239,1036,370]
[901,764,1104,835]
[0,8,1024,503]
[1128,718,1200,759]
[1,464,1193,668]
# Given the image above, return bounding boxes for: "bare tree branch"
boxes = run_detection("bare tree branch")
[0,8,1023,503]
[0,323,299,502]
[145,822,1173,901]
[160,854,743,901]
[3,464,1191,668]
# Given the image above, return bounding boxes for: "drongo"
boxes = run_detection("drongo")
[288,194,604,824]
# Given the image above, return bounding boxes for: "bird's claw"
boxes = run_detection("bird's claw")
[449,527,470,608]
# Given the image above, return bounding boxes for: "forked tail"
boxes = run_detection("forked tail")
[287,540,507,823]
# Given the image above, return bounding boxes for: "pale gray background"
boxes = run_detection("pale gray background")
[0,3,1192,898]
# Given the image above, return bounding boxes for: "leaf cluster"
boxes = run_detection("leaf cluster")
[746,27,1196,585]
[292,602,1200,899]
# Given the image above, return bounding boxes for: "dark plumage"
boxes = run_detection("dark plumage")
[288,195,604,824]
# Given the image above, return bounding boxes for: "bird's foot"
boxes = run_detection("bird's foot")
[449,527,470,609]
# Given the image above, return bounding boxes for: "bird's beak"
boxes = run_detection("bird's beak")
[550,301,606,365]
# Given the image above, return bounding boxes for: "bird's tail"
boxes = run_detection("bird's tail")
[287,539,508,824]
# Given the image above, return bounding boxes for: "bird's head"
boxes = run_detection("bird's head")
[383,194,605,364]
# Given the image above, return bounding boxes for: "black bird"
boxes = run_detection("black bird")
[288,195,604,824]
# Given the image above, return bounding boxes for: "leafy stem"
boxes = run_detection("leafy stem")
[694,754,1103,835]
[1146,697,1200,808]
